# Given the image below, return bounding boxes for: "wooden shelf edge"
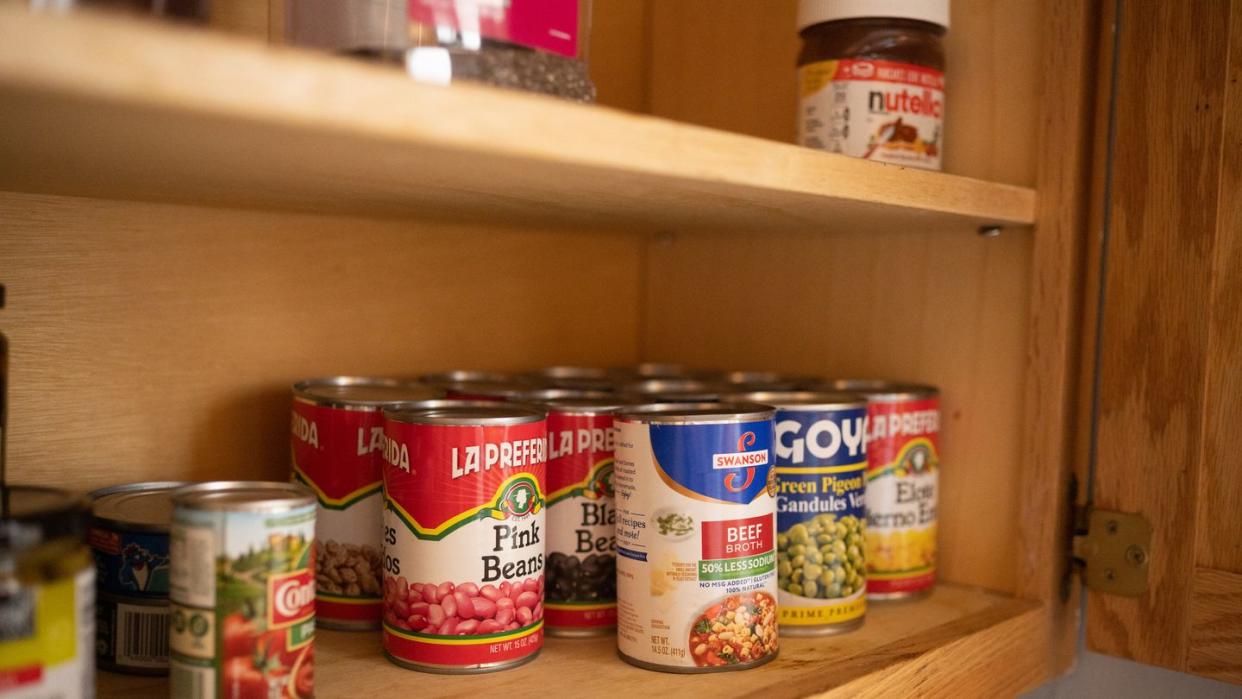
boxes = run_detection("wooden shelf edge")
[0,7,1036,233]
[97,583,1049,698]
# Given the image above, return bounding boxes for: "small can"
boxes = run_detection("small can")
[380,401,548,673]
[0,486,94,698]
[725,392,867,634]
[539,397,631,637]
[716,371,822,392]
[169,482,316,699]
[418,370,514,386]
[614,403,779,673]
[623,378,723,403]
[521,366,616,392]
[830,380,940,600]
[436,380,536,402]
[291,376,441,629]
[608,362,695,380]
[89,481,187,674]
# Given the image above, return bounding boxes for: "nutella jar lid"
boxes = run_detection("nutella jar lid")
[798,0,950,30]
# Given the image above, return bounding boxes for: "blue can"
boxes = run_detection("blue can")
[726,391,869,635]
[89,481,186,675]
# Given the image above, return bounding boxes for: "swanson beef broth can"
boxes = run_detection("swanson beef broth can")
[539,397,631,637]
[726,392,867,635]
[380,401,548,673]
[614,403,779,673]
[291,376,441,629]
[169,482,316,699]
[89,482,187,675]
[830,381,940,600]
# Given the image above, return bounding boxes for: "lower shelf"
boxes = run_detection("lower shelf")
[98,583,1043,698]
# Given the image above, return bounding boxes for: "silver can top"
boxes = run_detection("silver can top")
[716,370,822,391]
[821,379,939,402]
[90,481,189,531]
[293,376,441,407]
[722,390,866,410]
[173,481,315,513]
[616,402,774,424]
[418,370,515,386]
[383,400,546,426]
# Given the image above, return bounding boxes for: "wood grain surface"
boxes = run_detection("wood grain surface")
[1188,568,1242,683]
[95,583,1040,699]
[0,193,641,491]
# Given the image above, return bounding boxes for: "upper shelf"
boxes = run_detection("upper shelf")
[0,7,1036,232]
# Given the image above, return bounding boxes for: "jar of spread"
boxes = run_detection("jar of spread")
[797,0,948,170]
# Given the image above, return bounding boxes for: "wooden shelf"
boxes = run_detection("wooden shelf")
[97,583,1043,698]
[0,7,1035,234]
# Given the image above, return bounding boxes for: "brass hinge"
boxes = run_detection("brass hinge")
[1070,506,1153,596]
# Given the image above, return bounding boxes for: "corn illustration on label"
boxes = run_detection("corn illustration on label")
[773,406,868,627]
[864,398,939,597]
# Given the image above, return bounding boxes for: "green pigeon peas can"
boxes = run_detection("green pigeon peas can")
[726,391,868,635]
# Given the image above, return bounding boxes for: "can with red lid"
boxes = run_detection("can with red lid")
[290,376,441,629]
[380,401,548,673]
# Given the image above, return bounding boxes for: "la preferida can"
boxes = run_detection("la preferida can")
[291,376,441,629]
[831,380,940,599]
[0,486,94,698]
[614,403,779,673]
[89,481,188,675]
[169,482,316,699]
[540,397,629,637]
[726,392,867,634]
[380,401,548,673]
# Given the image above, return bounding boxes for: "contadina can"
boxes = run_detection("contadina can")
[291,377,441,630]
[726,392,867,634]
[540,397,630,637]
[614,403,779,673]
[380,401,548,673]
[169,482,316,699]
[830,380,940,600]
[0,486,94,698]
[89,482,188,675]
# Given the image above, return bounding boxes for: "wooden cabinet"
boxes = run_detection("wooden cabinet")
[0,0,1237,695]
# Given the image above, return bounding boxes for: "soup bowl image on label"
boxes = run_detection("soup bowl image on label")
[380,401,548,674]
[613,403,779,673]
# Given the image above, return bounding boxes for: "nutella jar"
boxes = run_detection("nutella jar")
[797,0,948,170]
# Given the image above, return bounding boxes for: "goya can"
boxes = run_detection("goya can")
[726,392,867,634]
[89,482,187,675]
[0,486,94,698]
[169,482,316,699]
[540,397,629,636]
[831,381,940,599]
[380,401,548,673]
[614,403,779,673]
[291,376,440,629]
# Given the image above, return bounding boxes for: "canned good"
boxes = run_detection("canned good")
[291,377,441,630]
[89,481,187,674]
[725,392,867,635]
[614,403,779,673]
[539,397,631,637]
[521,366,616,392]
[419,370,514,386]
[0,486,93,697]
[380,401,548,673]
[716,371,822,392]
[830,380,940,600]
[609,362,694,380]
[436,380,536,402]
[623,378,723,403]
[169,482,316,699]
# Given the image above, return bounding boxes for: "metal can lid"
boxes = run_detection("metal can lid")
[716,370,823,390]
[623,378,724,403]
[540,396,643,414]
[173,481,315,513]
[616,402,775,424]
[822,379,939,401]
[515,387,616,403]
[419,370,516,386]
[293,377,441,407]
[383,400,546,426]
[609,362,696,380]
[1,485,88,550]
[90,482,188,531]
[723,390,866,410]
[433,380,538,400]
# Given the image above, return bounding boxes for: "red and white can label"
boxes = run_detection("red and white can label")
[544,411,616,632]
[290,401,385,625]
[864,397,939,596]
[381,418,547,670]
[799,58,945,170]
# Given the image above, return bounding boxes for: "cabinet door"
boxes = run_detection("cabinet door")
[1085,0,1242,685]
